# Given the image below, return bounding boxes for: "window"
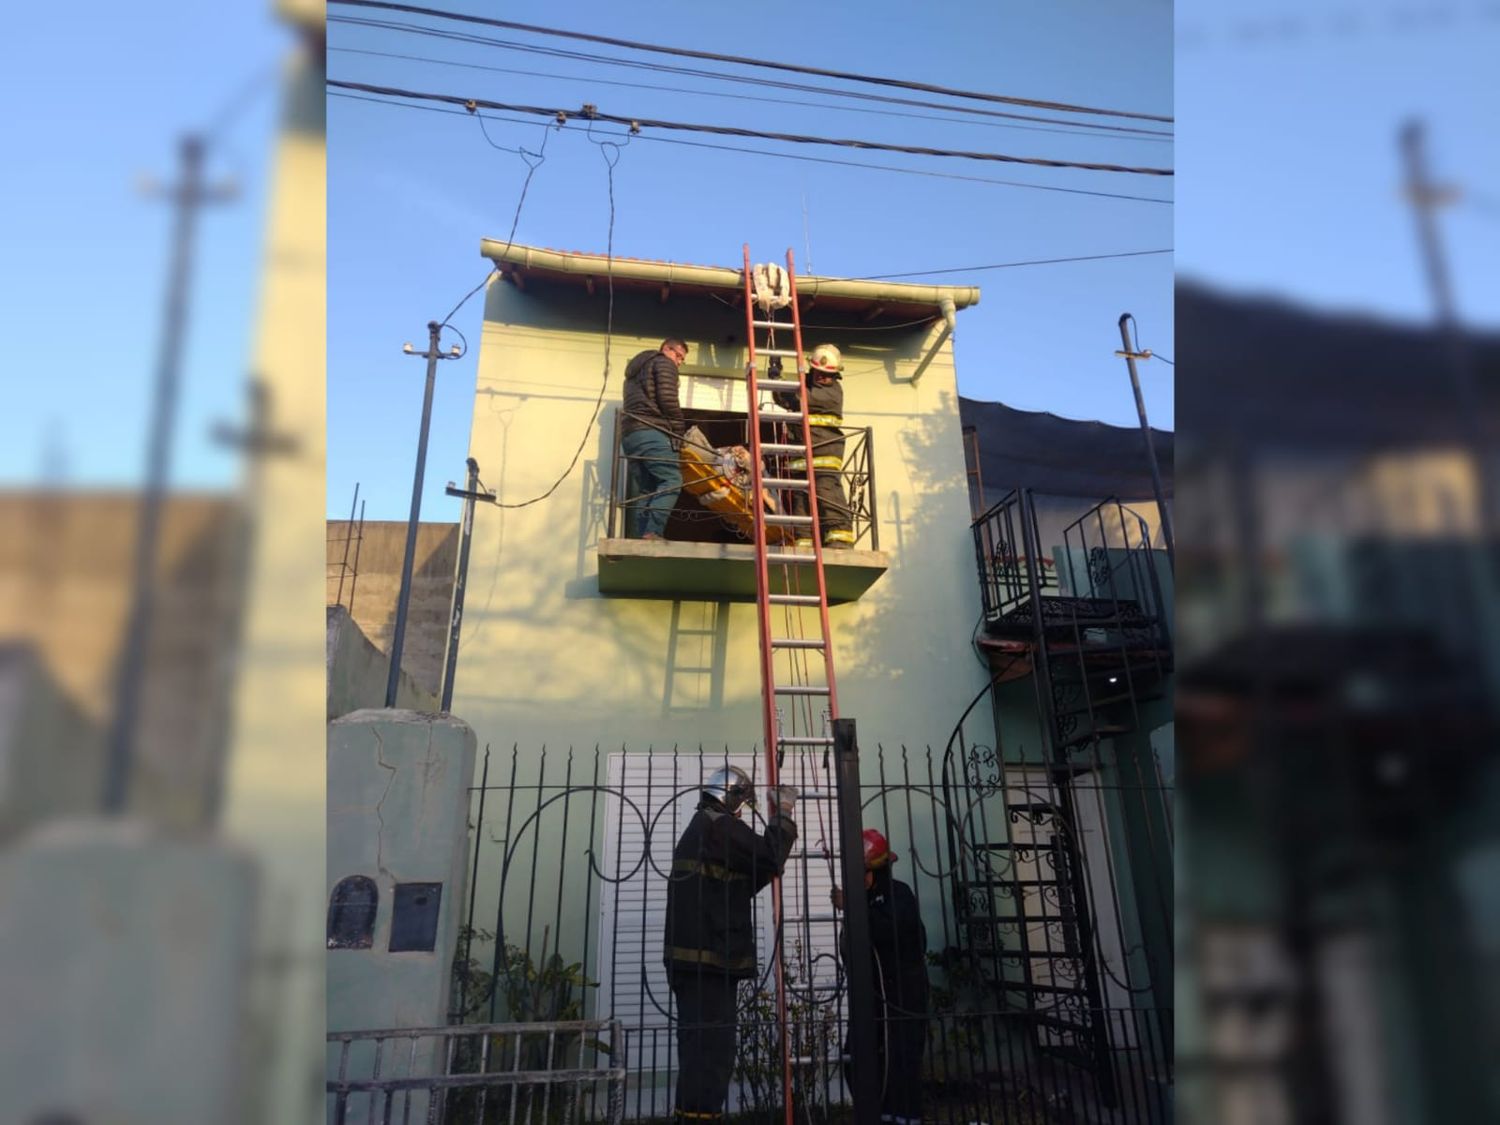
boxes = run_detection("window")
[327,875,378,949]
[389,882,443,953]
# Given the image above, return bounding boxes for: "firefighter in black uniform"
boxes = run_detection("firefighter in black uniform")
[773,342,855,549]
[832,828,930,1125]
[664,767,798,1123]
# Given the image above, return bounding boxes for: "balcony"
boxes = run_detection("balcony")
[597,409,889,603]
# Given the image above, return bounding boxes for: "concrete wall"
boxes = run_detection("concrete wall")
[0,644,104,838]
[327,710,476,1036]
[0,820,257,1125]
[0,491,243,828]
[326,606,439,720]
[219,32,328,1125]
[326,521,458,699]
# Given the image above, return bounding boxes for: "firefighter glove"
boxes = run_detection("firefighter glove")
[767,784,799,816]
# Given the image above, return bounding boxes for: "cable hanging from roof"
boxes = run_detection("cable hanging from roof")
[325,80,1175,176]
[328,0,1173,124]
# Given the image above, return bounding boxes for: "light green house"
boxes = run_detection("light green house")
[454,242,986,752]
[443,242,991,1088]
[440,243,1171,1119]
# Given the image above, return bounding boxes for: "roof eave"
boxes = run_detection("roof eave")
[479,241,980,312]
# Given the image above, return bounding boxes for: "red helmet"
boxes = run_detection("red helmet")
[862,828,896,869]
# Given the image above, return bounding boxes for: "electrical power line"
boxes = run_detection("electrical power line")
[851,249,1173,280]
[329,46,1173,143]
[327,18,1173,139]
[330,0,1173,123]
[326,79,1175,175]
[328,90,1173,204]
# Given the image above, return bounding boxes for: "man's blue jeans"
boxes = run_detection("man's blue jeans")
[621,427,682,538]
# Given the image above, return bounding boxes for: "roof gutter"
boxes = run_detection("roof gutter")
[907,297,958,387]
[479,241,981,311]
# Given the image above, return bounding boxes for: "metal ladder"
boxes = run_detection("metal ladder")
[741,246,841,1125]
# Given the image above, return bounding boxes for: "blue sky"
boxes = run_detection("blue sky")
[0,3,287,491]
[1177,1,1499,325]
[327,0,1176,519]
[9,3,1489,523]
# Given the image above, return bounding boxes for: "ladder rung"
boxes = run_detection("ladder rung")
[775,685,830,696]
[769,594,821,606]
[762,478,810,490]
[756,379,803,393]
[751,319,792,329]
[759,348,800,358]
[766,551,816,566]
[765,514,813,526]
[780,736,834,746]
[771,638,825,649]
[761,443,806,455]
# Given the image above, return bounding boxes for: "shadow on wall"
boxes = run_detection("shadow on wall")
[842,390,982,695]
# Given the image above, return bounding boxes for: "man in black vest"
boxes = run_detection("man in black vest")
[622,338,689,539]
[664,767,798,1122]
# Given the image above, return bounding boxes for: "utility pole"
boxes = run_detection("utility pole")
[440,458,495,711]
[1114,314,1176,570]
[103,134,235,814]
[386,321,461,707]
[1400,119,1499,533]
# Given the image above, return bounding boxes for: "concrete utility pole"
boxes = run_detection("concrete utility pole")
[103,134,235,814]
[386,321,461,707]
[1114,314,1176,570]
[440,458,495,711]
[1400,119,1499,534]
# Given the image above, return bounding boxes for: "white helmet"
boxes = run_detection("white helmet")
[701,765,755,811]
[808,343,843,375]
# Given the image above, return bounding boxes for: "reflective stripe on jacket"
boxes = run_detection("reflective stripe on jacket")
[664,802,797,979]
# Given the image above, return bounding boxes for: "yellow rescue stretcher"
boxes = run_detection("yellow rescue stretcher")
[677,425,796,544]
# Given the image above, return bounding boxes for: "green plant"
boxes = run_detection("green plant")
[447,926,607,1125]
[924,945,992,1084]
[733,942,843,1122]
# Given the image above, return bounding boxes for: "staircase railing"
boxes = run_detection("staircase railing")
[972,488,1056,623]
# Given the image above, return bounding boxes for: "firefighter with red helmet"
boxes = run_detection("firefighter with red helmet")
[772,343,855,549]
[831,828,930,1125]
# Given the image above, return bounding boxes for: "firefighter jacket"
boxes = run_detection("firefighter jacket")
[664,801,797,978]
[774,375,844,468]
[622,348,685,442]
[843,869,930,1014]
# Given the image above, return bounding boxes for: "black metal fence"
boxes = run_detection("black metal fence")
[446,741,1173,1124]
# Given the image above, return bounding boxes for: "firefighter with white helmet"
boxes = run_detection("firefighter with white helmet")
[773,343,856,549]
[663,766,798,1122]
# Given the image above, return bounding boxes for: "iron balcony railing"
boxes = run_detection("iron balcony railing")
[971,489,1057,622]
[606,412,879,550]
